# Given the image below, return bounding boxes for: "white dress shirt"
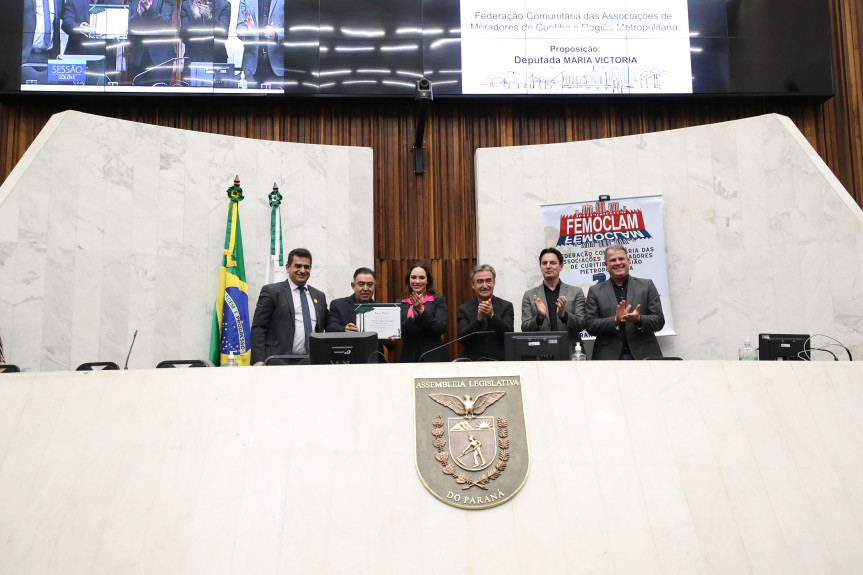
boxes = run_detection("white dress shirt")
[287,277,317,354]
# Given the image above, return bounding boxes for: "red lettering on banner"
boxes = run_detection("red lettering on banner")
[559,204,646,237]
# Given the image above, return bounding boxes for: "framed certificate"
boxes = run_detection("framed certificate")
[355,303,401,339]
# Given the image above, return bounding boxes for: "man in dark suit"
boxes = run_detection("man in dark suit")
[585,243,665,360]
[326,266,378,331]
[251,248,328,365]
[456,264,514,360]
[521,247,586,357]
[179,0,231,80]
[128,0,175,85]
[327,267,394,358]
[22,0,62,84]
[61,0,104,55]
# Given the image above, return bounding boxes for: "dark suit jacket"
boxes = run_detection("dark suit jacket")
[23,0,62,63]
[250,280,328,364]
[327,294,394,356]
[456,296,514,361]
[399,295,448,363]
[236,0,284,77]
[180,0,230,64]
[585,276,665,360]
[521,281,586,356]
[61,0,102,55]
[128,0,175,68]
[326,293,362,332]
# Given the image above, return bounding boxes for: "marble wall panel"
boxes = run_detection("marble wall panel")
[0,111,373,371]
[98,252,132,365]
[476,114,863,360]
[347,148,375,278]
[736,120,771,251]
[70,250,102,366]
[0,242,16,355]
[41,246,75,371]
[709,122,744,251]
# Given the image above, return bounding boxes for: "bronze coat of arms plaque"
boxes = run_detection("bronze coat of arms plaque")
[414,375,529,509]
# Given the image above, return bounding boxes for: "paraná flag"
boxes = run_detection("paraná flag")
[264,183,287,285]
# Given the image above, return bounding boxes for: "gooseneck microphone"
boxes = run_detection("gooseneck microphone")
[418,331,495,362]
[132,57,189,85]
[124,330,138,370]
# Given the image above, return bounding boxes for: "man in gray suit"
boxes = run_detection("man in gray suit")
[585,243,665,360]
[521,247,586,357]
[236,0,284,87]
[251,247,328,365]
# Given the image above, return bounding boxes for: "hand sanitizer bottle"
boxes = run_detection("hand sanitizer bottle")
[238,71,248,90]
[226,351,238,366]
[571,342,587,361]
[738,337,757,361]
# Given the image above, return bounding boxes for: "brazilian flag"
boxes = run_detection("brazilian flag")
[209,179,251,366]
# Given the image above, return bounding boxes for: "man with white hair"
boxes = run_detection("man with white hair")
[456,264,514,361]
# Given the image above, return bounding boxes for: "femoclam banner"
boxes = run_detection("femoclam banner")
[541,195,676,336]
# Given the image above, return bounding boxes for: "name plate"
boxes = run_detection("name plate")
[48,60,86,84]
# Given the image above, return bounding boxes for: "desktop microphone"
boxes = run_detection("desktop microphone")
[132,57,189,85]
[418,331,495,362]
[123,329,138,370]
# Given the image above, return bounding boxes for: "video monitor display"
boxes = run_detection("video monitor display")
[4,0,833,97]
[309,331,380,364]
[504,331,570,361]
[758,333,811,361]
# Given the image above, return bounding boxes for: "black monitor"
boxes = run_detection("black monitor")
[758,333,811,361]
[309,332,380,365]
[504,332,569,361]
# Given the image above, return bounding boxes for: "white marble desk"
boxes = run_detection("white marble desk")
[1,360,862,574]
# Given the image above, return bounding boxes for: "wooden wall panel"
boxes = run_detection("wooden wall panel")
[2,0,863,353]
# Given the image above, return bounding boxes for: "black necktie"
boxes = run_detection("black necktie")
[299,286,313,352]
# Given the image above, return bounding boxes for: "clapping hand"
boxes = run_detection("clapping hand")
[532,294,547,320]
[410,291,425,317]
[615,300,642,324]
[555,295,567,318]
[477,300,493,320]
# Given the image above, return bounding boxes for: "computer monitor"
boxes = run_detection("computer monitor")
[309,331,380,365]
[188,63,235,88]
[504,331,569,361]
[758,333,811,361]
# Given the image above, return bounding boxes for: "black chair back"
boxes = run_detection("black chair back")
[264,355,310,366]
[76,362,120,371]
[156,360,213,368]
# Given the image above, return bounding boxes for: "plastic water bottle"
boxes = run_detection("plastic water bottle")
[238,71,248,90]
[225,351,238,366]
[571,342,586,361]
[738,337,757,361]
